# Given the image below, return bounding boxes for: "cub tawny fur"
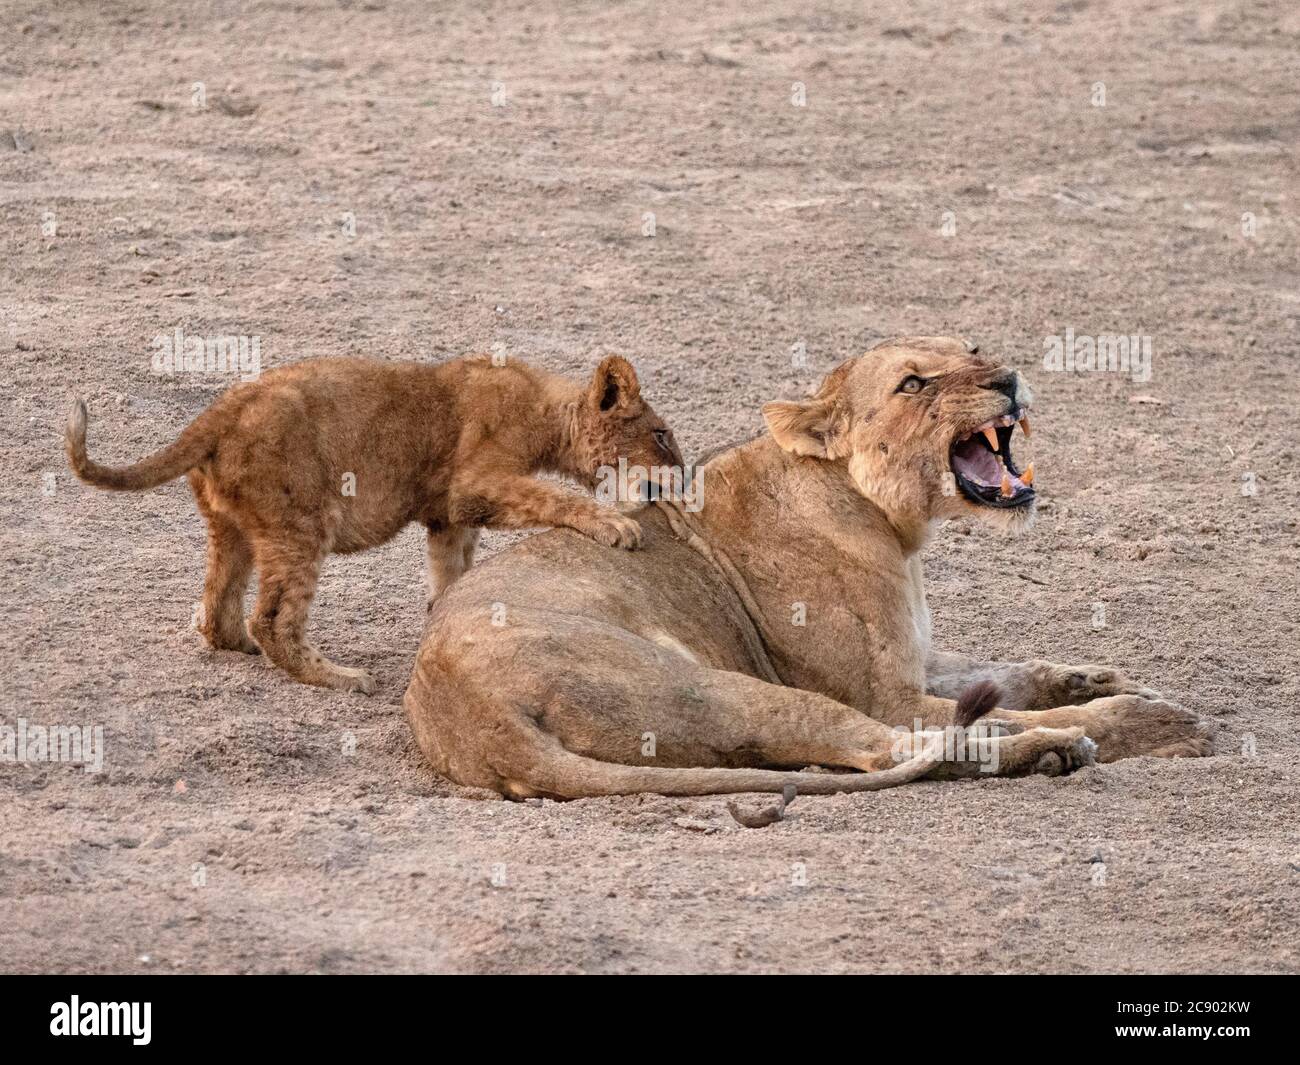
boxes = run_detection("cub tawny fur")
[66,354,683,694]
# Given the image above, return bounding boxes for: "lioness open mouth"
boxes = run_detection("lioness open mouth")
[950,409,1035,509]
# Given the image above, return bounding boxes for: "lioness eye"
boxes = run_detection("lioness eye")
[897,375,925,394]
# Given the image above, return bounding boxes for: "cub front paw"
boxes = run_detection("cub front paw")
[586,512,642,549]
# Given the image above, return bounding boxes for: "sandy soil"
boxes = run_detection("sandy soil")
[2,0,1298,974]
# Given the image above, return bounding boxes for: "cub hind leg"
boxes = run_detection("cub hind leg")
[189,471,257,653]
[247,537,375,694]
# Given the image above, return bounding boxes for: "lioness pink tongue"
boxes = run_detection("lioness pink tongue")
[951,437,1002,486]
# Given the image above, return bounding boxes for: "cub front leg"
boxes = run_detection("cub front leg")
[426,524,480,607]
[448,472,641,548]
[925,649,1159,713]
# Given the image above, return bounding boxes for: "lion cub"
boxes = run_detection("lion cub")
[67,354,683,693]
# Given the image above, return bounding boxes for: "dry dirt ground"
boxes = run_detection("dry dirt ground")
[2,0,1298,974]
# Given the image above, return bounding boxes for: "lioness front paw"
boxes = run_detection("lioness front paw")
[1078,694,1213,762]
[586,513,642,549]
[1027,659,1160,708]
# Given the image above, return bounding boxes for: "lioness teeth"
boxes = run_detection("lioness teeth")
[981,427,999,452]
[1019,415,1031,438]
[1022,463,1034,486]
[1000,472,1012,498]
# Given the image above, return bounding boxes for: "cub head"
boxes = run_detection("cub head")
[762,337,1035,536]
[571,356,684,496]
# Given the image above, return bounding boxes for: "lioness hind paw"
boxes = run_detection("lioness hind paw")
[1062,734,1097,772]
[1051,664,1161,704]
[1033,733,1096,776]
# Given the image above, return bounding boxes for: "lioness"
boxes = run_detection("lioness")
[405,337,1212,797]
[67,354,683,693]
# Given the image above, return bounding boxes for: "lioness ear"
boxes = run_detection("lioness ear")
[762,399,833,458]
[589,355,641,413]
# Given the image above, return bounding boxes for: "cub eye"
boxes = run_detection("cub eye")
[652,427,679,458]
[896,375,926,394]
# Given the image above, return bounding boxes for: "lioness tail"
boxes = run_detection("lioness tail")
[500,737,949,798]
[953,680,1002,727]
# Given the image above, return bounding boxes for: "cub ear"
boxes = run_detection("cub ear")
[762,399,834,458]
[589,355,642,413]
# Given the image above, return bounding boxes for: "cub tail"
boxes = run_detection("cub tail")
[66,398,219,491]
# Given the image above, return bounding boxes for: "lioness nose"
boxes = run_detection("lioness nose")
[990,372,1019,404]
